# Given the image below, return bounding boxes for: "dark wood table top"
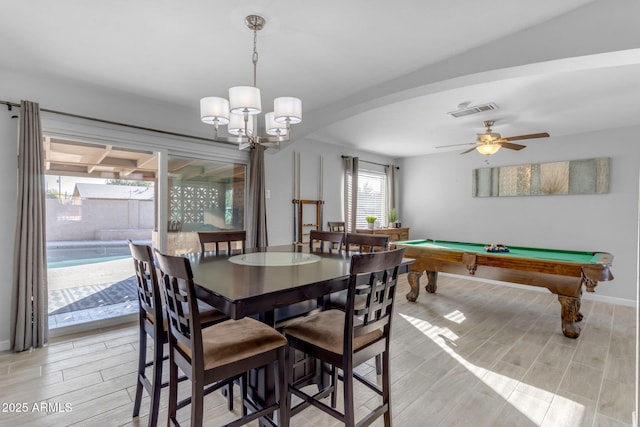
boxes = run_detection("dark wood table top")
[191,245,351,321]
[190,244,411,322]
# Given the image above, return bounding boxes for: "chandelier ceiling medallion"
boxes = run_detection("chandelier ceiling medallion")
[200,15,302,150]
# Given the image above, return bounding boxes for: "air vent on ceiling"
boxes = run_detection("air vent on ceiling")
[447,102,499,118]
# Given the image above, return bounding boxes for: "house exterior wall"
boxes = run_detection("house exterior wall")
[45,199,154,241]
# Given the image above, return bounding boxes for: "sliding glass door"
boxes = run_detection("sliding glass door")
[159,155,246,255]
[44,136,157,330]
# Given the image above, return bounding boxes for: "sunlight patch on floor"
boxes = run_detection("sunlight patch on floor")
[398,312,586,426]
[443,309,466,324]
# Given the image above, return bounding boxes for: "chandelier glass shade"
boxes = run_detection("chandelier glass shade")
[199,15,302,149]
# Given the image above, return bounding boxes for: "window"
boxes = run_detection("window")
[355,168,387,229]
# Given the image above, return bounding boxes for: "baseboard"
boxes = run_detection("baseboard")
[440,273,636,307]
[0,339,10,351]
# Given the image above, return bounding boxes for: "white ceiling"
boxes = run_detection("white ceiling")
[2,0,639,158]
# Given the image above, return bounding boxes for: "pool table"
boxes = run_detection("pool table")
[396,239,614,338]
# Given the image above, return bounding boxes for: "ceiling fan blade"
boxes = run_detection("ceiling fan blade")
[460,147,477,154]
[436,142,475,149]
[501,142,527,150]
[503,132,550,142]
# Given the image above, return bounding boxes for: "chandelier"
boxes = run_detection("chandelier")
[200,15,302,150]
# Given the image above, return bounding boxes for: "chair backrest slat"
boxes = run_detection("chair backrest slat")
[345,233,390,253]
[309,229,345,253]
[155,250,204,363]
[198,230,247,256]
[327,221,346,232]
[129,241,163,324]
[344,249,405,351]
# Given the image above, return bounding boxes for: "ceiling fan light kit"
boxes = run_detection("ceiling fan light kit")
[436,119,550,156]
[476,143,501,155]
[199,15,302,150]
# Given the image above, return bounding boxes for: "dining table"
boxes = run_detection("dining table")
[190,244,405,324]
[187,243,412,425]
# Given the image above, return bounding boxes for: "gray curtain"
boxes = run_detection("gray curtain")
[343,156,358,233]
[247,144,268,248]
[12,100,48,351]
[386,164,396,211]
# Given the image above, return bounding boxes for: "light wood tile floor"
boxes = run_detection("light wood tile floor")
[0,275,635,426]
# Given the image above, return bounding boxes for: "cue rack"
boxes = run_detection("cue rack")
[292,152,324,244]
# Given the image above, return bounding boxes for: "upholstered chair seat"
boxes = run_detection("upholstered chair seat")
[284,309,382,355]
[176,317,287,371]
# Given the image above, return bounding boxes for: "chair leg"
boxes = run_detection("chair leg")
[277,347,289,427]
[382,350,392,427]
[343,364,355,427]
[226,382,234,411]
[148,335,163,427]
[167,351,179,426]
[132,322,147,417]
[191,379,204,427]
[375,354,382,375]
[241,373,248,416]
[330,365,338,408]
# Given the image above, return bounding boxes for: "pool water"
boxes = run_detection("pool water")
[46,243,133,269]
[47,254,132,269]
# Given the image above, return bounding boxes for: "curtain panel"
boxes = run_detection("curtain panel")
[386,164,396,212]
[247,144,268,248]
[343,156,358,233]
[12,100,48,351]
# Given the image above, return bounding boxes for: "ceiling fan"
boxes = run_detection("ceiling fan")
[437,120,550,155]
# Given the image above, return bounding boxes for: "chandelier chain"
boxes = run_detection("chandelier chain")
[252,27,259,87]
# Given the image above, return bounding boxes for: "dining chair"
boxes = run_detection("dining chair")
[330,233,391,309]
[283,248,406,427]
[154,250,289,427]
[309,229,344,253]
[327,221,346,233]
[128,241,229,427]
[197,230,246,256]
[345,232,390,253]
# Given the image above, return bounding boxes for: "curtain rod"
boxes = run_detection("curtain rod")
[1,100,234,146]
[341,155,399,170]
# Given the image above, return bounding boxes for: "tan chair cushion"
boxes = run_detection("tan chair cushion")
[178,317,287,370]
[283,310,382,355]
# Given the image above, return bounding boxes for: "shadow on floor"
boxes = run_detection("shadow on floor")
[49,276,138,315]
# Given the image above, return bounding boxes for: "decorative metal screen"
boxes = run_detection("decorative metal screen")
[170,182,220,224]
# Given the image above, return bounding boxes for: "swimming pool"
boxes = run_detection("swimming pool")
[46,242,138,269]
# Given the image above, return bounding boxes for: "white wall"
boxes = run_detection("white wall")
[399,126,640,303]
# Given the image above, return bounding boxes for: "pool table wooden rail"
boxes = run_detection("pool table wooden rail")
[398,242,614,339]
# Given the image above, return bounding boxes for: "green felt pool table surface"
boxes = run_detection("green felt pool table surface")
[400,239,603,264]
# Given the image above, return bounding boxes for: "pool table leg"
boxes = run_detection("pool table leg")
[558,295,582,339]
[406,271,423,301]
[406,270,438,302]
[425,271,438,293]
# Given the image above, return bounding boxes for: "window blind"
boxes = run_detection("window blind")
[356,169,387,229]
